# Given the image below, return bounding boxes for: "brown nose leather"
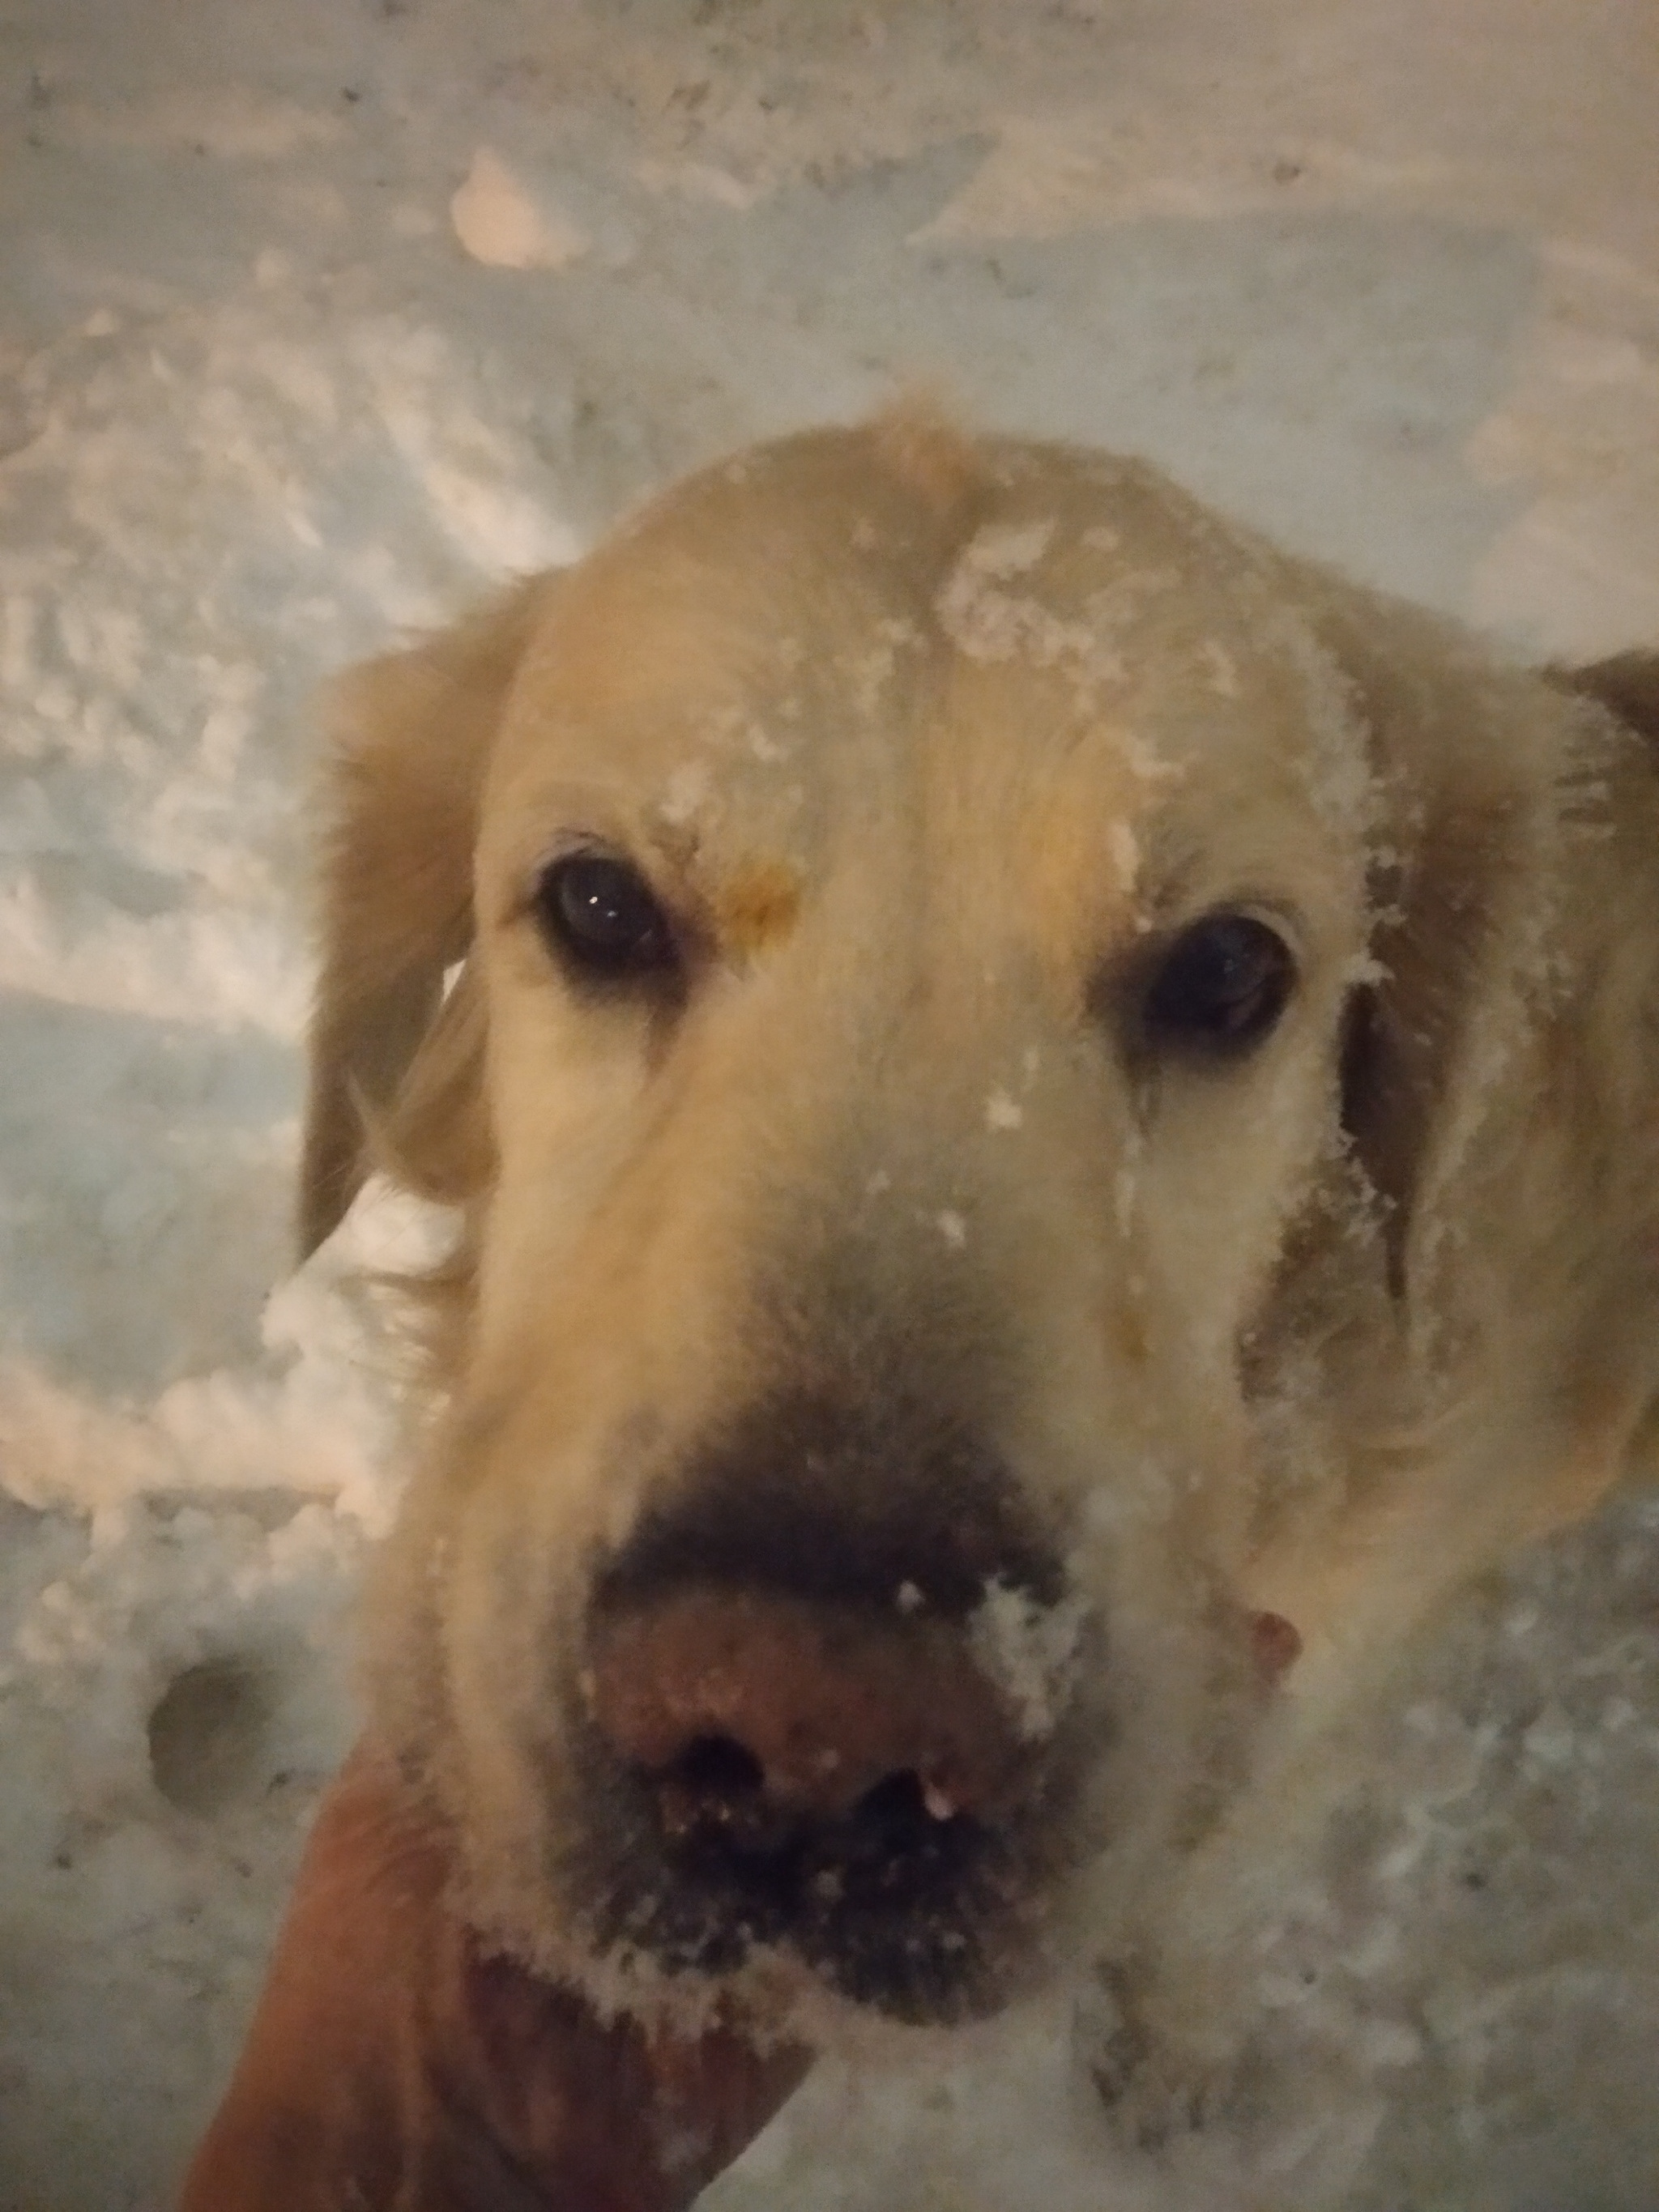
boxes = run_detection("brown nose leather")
[585,1585,1030,1835]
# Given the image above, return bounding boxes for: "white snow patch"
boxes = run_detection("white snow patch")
[968,1579,1089,1744]
[659,761,713,826]
[934,519,1121,677]
[450,147,591,273]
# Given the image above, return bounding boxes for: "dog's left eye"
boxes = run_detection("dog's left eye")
[534,853,677,980]
[1143,912,1294,1052]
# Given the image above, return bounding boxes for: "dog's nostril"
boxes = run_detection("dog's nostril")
[848,1771,968,1867]
[676,1734,765,1801]
[654,1735,801,1856]
[654,1745,970,1869]
[856,1770,951,1829]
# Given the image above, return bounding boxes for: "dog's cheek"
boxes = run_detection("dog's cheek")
[470,991,655,1366]
[1148,1045,1340,1352]
[434,1466,593,1924]
[1049,1566,1254,1952]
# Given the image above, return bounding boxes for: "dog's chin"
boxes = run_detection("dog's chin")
[547,1733,1092,2034]
[583,1827,1047,2030]
[559,1899,1058,2044]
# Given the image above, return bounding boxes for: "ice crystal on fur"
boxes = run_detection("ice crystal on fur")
[969,1580,1089,1744]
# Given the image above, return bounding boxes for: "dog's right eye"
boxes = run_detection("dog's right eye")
[1141,911,1294,1055]
[534,853,678,981]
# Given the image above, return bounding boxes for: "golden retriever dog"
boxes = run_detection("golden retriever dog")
[182,407,1659,2209]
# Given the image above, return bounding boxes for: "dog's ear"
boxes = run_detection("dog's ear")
[1316,603,1659,1326]
[1546,648,1659,761]
[300,575,555,1259]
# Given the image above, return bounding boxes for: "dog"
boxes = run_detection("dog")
[182,407,1659,2208]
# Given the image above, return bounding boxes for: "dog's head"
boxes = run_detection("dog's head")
[301,411,1659,2035]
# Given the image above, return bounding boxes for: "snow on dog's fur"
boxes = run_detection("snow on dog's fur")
[296,407,1659,2107]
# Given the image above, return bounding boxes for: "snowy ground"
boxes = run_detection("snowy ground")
[2,2,1658,2206]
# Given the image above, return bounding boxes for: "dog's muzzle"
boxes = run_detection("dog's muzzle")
[567,1392,1098,2024]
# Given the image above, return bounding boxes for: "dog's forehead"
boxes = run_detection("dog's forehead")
[484,427,1367,917]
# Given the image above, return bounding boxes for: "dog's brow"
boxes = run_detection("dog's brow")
[711,860,803,955]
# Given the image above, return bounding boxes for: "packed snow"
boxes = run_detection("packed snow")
[2,2,1657,2206]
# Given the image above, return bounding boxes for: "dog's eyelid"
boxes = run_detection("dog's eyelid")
[1089,897,1303,1000]
[512,816,707,899]
[499,835,657,924]
[1161,893,1307,953]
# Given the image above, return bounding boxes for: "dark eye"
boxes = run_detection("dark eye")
[1144,913,1294,1052]
[534,853,676,980]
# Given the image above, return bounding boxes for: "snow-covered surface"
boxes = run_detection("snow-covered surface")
[2,2,1657,2206]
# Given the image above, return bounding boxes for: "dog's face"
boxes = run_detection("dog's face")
[305,416,1658,2037]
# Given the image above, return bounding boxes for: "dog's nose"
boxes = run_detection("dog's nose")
[585,1583,1033,1858]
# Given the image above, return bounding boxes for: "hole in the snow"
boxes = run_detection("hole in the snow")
[147,1656,275,1816]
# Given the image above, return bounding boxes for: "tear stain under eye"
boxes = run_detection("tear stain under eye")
[715,860,802,955]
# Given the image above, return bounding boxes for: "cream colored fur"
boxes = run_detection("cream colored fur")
[301,408,1659,2079]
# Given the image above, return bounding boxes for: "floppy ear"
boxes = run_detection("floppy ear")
[300,575,555,1259]
[1243,609,1659,1665]
[1316,605,1659,1340]
[1311,599,1554,1306]
[1547,647,1659,761]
